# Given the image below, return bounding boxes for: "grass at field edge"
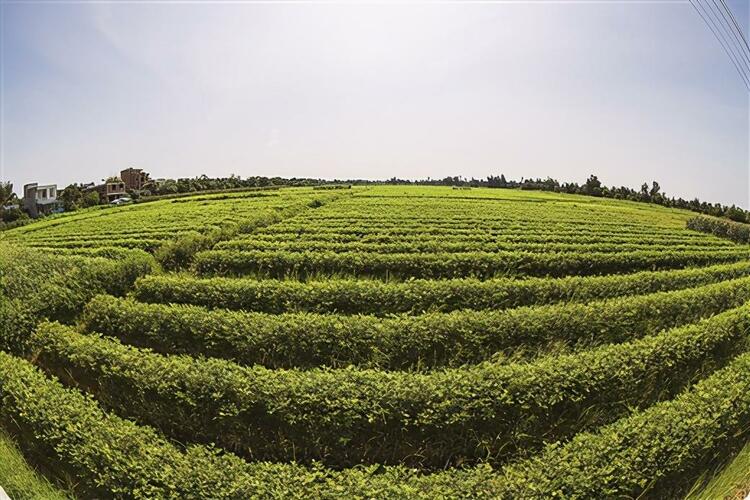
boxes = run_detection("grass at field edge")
[687,439,750,500]
[0,427,68,500]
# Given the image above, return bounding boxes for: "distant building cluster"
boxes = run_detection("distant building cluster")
[24,167,160,217]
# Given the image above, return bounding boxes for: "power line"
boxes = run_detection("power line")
[719,0,750,54]
[712,0,750,69]
[700,0,750,81]
[690,0,750,89]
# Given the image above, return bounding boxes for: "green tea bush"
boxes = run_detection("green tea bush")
[154,194,344,271]
[36,305,750,467]
[154,232,215,271]
[687,215,750,244]
[215,238,728,254]
[0,244,155,354]
[193,248,749,279]
[88,277,750,369]
[5,346,750,498]
[499,351,750,498]
[0,352,509,498]
[134,260,750,315]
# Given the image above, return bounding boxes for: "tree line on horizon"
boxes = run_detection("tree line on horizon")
[1,173,749,228]
[381,174,750,224]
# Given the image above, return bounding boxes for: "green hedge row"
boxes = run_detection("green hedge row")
[28,238,163,252]
[23,246,157,262]
[0,351,498,498]
[154,194,345,270]
[6,345,750,497]
[499,350,750,498]
[36,306,750,468]
[192,248,749,279]
[86,277,750,369]
[687,215,750,244]
[134,260,750,315]
[250,230,721,245]
[258,223,690,237]
[215,238,727,255]
[0,245,156,355]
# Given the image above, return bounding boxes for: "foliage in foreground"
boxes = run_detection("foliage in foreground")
[0,428,68,500]
[35,305,750,467]
[4,345,750,497]
[0,245,156,355]
[686,439,750,500]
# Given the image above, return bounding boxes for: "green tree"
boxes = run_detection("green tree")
[83,191,101,207]
[60,185,83,211]
[0,182,16,206]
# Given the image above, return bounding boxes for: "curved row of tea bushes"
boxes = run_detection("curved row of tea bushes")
[262,220,689,235]
[153,193,347,270]
[192,248,750,279]
[259,225,693,238]
[0,245,156,354]
[23,246,157,263]
[7,341,750,497]
[87,277,750,369]
[26,238,164,252]
[133,260,750,315]
[6,189,345,265]
[214,239,728,255]
[687,215,750,244]
[250,230,724,245]
[499,350,750,498]
[0,351,500,498]
[35,306,750,467]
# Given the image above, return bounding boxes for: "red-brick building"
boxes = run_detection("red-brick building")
[120,168,151,191]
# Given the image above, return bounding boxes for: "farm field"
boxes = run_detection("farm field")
[1,185,750,498]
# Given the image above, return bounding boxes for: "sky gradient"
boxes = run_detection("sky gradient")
[1,1,749,206]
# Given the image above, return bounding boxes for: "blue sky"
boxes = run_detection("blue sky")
[1,1,749,206]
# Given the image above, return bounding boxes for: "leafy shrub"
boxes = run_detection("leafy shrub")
[133,260,750,315]
[5,316,750,498]
[0,244,155,354]
[500,351,750,498]
[192,248,749,279]
[36,305,750,467]
[153,193,345,271]
[687,215,750,244]
[154,232,214,271]
[86,277,750,369]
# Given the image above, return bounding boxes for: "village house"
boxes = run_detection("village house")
[91,178,127,203]
[120,167,150,191]
[23,183,62,217]
[87,168,151,203]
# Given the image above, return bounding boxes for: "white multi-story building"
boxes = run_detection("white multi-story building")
[23,183,60,217]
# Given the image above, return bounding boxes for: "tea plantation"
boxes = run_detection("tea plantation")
[1,185,749,498]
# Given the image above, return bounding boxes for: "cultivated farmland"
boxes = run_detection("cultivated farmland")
[1,185,749,498]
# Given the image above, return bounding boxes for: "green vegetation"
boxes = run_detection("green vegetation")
[0,428,68,500]
[34,307,749,467]
[1,185,749,497]
[84,277,750,368]
[3,188,341,268]
[193,247,749,279]
[498,350,750,498]
[132,260,750,314]
[0,244,155,354]
[688,214,750,244]
[687,440,750,499]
